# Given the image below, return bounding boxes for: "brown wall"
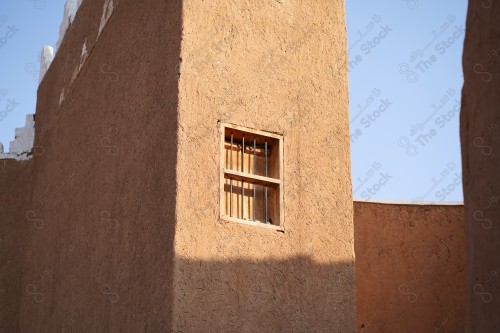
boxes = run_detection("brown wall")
[17,0,181,331]
[2,0,478,331]
[0,159,32,332]
[173,0,356,331]
[461,1,500,331]
[354,202,465,332]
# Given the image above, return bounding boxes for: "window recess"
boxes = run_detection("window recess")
[220,123,283,228]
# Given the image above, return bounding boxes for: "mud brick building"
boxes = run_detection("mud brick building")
[0,0,497,332]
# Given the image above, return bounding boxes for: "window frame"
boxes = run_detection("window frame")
[219,122,284,231]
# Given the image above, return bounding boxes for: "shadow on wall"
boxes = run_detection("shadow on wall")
[461,1,500,332]
[0,159,32,333]
[14,0,182,331]
[1,0,356,331]
[173,257,356,332]
[18,253,355,331]
[355,202,465,332]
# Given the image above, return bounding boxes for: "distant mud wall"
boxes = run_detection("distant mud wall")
[354,202,465,332]
[461,1,500,331]
[0,159,31,332]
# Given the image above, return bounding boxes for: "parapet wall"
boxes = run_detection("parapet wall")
[354,201,465,332]
[0,115,36,161]
[0,0,72,158]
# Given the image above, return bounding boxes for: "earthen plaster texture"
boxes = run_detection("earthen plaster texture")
[461,1,500,331]
[1,0,477,331]
[173,0,355,331]
[1,0,357,331]
[17,0,181,331]
[354,202,465,333]
[0,159,32,332]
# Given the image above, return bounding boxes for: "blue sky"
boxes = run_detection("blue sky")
[0,0,66,148]
[0,0,466,203]
[346,0,466,202]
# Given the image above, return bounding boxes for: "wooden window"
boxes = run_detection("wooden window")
[220,123,283,229]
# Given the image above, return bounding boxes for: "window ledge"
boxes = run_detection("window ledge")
[221,215,285,232]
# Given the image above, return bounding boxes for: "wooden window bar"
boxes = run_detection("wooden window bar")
[222,124,282,227]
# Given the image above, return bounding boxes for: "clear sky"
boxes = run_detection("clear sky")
[0,0,466,203]
[346,0,466,202]
[0,0,66,149]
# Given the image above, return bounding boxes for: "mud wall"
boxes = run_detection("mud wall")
[461,1,500,331]
[174,0,355,331]
[354,202,465,332]
[0,159,31,332]
[17,0,181,331]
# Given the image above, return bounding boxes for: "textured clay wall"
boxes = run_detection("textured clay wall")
[17,0,181,331]
[0,159,32,332]
[354,202,465,332]
[461,1,500,331]
[174,1,355,331]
